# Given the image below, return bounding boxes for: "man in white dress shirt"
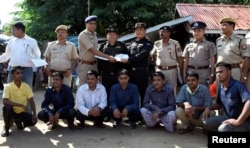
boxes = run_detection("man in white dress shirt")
[0,21,41,88]
[75,70,108,128]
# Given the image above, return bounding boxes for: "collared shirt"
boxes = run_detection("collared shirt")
[0,35,41,67]
[110,83,140,113]
[3,82,33,113]
[176,84,212,118]
[216,33,250,64]
[128,37,153,68]
[151,39,182,66]
[217,77,250,121]
[98,41,128,74]
[76,83,107,116]
[44,40,78,71]
[182,39,216,66]
[41,84,75,115]
[143,84,176,115]
[78,29,98,61]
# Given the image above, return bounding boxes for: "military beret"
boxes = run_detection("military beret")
[220,17,236,24]
[55,25,68,32]
[105,27,117,34]
[134,22,147,29]
[85,15,98,23]
[190,21,207,29]
[159,26,171,31]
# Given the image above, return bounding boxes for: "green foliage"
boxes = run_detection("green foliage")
[3,0,250,42]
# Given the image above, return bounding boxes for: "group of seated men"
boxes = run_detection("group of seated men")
[1,61,250,137]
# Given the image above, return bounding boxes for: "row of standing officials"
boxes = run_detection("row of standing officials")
[1,15,250,137]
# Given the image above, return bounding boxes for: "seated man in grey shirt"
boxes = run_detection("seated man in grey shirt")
[176,71,213,134]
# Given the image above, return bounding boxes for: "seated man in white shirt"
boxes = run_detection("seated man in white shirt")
[75,70,108,128]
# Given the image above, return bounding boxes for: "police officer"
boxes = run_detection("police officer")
[151,26,182,95]
[216,17,250,83]
[121,22,153,106]
[98,27,128,111]
[44,25,79,87]
[183,21,216,87]
[77,15,116,86]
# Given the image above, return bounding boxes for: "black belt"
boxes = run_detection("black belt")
[188,65,209,70]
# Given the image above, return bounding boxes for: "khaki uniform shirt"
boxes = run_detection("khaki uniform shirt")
[78,29,98,61]
[183,39,216,66]
[44,41,78,71]
[151,39,182,66]
[216,33,249,64]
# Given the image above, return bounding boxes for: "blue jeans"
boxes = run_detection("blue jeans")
[8,67,33,88]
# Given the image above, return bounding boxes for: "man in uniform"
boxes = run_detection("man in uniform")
[77,15,116,86]
[216,18,250,83]
[44,25,79,87]
[121,22,153,106]
[151,26,182,95]
[98,27,128,121]
[182,21,216,87]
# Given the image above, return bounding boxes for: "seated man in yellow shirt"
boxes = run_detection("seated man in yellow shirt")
[1,66,37,137]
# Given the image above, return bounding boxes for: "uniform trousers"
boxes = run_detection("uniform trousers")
[77,63,97,87]
[140,107,176,132]
[129,69,148,107]
[156,68,177,96]
[187,68,210,87]
[48,74,72,87]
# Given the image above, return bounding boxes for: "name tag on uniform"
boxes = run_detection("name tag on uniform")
[116,46,121,48]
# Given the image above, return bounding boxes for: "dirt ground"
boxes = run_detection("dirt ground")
[0,89,208,148]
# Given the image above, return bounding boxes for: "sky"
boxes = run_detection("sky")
[0,0,23,29]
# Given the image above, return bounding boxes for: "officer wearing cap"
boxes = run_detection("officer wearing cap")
[98,27,128,119]
[120,22,153,106]
[150,26,182,95]
[182,21,216,87]
[77,15,116,85]
[216,17,250,83]
[44,25,79,87]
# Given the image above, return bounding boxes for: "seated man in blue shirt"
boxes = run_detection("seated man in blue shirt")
[140,71,176,133]
[38,72,76,130]
[176,71,213,134]
[203,62,250,132]
[110,69,141,129]
[76,70,108,128]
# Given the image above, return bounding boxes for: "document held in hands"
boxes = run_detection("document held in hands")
[28,59,48,67]
[95,54,129,61]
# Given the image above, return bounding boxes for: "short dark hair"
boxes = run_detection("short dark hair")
[52,72,64,80]
[10,66,23,74]
[186,71,199,80]
[153,71,165,80]
[216,62,232,70]
[118,69,129,77]
[13,21,25,32]
[87,70,98,78]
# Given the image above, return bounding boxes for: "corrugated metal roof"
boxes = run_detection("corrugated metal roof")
[175,3,250,32]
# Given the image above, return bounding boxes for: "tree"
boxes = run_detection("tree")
[4,0,249,42]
